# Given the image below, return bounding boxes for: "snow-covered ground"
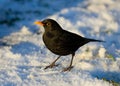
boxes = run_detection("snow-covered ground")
[0,0,120,86]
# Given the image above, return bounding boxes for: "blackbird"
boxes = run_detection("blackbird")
[34,19,103,71]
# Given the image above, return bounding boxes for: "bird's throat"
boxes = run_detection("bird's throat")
[45,32,55,38]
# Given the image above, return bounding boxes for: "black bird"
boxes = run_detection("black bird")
[34,19,103,71]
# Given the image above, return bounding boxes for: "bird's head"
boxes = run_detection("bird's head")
[34,19,62,31]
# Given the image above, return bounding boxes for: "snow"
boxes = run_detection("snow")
[0,0,120,86]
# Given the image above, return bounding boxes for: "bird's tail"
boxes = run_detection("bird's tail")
[87,38,105,42]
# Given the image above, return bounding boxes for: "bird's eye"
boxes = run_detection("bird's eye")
[46,22,51,26]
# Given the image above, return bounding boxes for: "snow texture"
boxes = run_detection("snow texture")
[0,0,120,86]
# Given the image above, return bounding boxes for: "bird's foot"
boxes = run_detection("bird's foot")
[62,66,73,72]
[44,63,59,69]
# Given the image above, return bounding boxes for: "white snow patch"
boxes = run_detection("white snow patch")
[98,47,106,58]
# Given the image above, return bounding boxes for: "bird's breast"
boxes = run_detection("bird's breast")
[43,34,72,55]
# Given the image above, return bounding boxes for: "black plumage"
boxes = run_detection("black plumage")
[34,19,103,71]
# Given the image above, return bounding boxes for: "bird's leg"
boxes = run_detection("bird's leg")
[44,56,61,69]
[63,53,75,71]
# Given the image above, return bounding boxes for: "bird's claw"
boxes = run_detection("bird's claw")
[44,63,59,69]
[62,66,73,72]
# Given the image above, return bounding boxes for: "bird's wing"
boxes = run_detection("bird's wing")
[54,30,85,49]
[51,30,89,55]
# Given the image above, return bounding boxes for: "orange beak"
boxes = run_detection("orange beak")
[34,21,44,26]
